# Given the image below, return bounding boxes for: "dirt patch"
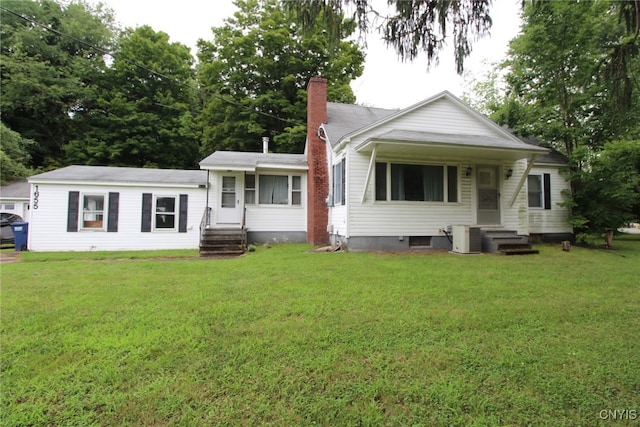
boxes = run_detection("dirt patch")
[0,251,21,264]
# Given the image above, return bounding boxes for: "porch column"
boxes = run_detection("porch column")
[509,155,538,207]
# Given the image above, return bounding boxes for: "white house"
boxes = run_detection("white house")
[305,77,573,251]
[27,166,207,252]
[25,77,572,253]
[0,181,30,219]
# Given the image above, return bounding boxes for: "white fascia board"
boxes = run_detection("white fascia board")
[256,163,308,171]
[201,166,256,172]
[27,179,205,189]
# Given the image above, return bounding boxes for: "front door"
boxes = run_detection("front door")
[477,166,501,225]
[217,174,242,224]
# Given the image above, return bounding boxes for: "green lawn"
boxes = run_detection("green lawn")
[2,237,639,426]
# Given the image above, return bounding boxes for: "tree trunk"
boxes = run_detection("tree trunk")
[604,230,614,248]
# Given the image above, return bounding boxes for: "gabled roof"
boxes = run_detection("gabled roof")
[324,91,549,159]
[323,102,396,146]
[517,135,569,165]
[29,165,208,187]
[0,181,30,199]
[199,151,307,171]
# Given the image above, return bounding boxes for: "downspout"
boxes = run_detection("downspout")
[509,155,538,207]
[205,169,210,226]
[319,126,332,203]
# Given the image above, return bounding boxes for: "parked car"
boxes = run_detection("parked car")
[0,213,23,243]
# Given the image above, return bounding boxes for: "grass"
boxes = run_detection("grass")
[2,236,639,426]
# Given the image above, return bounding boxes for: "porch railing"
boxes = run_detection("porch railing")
[200,207,212,241]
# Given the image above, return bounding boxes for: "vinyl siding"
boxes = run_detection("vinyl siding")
[344,145,476,236]
[373,97,505,137]
[328,97,530,238]
[28,183,206,251]
[527,166,572,234]
[331,145,533,237]
[209,171,307,233]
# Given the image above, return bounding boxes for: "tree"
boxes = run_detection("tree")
[570,141,640,247]
[65,26,201,169]
[0,123,35,185]
[481,1,640,245]
[197,0,364,155]
[493,1,634,158]
[0,0,115,168]
[286,0,492,74]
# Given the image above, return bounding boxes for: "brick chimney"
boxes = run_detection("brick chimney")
[307,77,329,246]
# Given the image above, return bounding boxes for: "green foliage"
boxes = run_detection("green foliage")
[0,0,115,168]
[197,0,364,155]
[3,241,640,425]
[65,26,200,169]
[496,1,631,156]
[0,123,36,184]
[570,140,640,239]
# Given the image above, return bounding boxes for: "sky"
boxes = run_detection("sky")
[85,0,522,110]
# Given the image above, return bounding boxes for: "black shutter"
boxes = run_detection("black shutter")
[341,158,346,205]
[543,173,552,210]
[178,194,188,233]
[67,191,79,232]
[107,192,119,232]
[141,193,152,232]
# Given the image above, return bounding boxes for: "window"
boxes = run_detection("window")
[68,191,119,232]
[375,162,458,203]
[333,158,346,206]
[245,174,256,204]
[246,174,302,206]
[82,194,105,229]
[292,176,302,205]
[155,196,176,230]
[528,174,551,209]
[527,175,543,208]
[259,175,288,204]
[221,177,236,208]
[141,193,187,233]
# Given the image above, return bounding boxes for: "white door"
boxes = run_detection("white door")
[477,166,501,225]
[217,174,242,224]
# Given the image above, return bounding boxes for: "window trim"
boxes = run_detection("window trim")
[375,161,460,204]
[527,173,551,210]
[153,194,178,231]
[80,193,106,230]
[332,158,346,206]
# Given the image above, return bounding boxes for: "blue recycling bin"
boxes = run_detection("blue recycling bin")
[10,221,28,251]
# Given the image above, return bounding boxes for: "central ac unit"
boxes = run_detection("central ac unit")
[452,225,481,254]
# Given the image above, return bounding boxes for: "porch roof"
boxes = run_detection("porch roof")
[199,151,308,172]
[355,130,549,161]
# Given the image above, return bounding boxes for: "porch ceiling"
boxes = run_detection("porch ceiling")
[355,130,548,161]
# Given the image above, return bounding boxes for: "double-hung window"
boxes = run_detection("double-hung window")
[528,174,551,209]
[154,196,176,230]
[82,194,105,229]
[68,191,119,232]
[333,158,346,206]
[375,162,458,203]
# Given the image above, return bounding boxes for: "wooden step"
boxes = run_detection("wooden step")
[199,226,247,257]
[500,248,540,255]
